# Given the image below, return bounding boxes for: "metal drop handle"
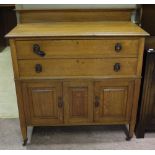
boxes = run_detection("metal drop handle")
[33,44,46,57]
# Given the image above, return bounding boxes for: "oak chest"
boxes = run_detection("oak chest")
[6,10,149,145]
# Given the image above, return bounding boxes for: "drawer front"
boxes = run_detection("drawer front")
[16,39,139,59]
[18,58,138,78]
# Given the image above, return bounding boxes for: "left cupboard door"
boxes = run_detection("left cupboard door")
[22,81,63,125]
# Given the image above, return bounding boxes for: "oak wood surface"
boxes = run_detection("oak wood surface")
[17,9,134,23]
[94,79,134,123]
[15,80,27,141]
[15,38,140,59]
[18,58,138,78]
[6,22,149,38]
[22,81,63,125]
[7,12,147,142]
[9,39,19,78]
[136,38,145,76]
[17,79,138,126]
[128,79,141,138]
[63,80,93,124]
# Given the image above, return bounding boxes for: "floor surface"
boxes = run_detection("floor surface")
[0,118,155,150]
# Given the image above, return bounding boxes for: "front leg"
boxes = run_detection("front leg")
[15,81,28,146]
[126,79,141,141]
[126,123,135,141]
[21,125,28,146]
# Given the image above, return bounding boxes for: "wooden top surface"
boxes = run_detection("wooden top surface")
[6,21,149,38]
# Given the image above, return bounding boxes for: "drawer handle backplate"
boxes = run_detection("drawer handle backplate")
[114,63,121,72]
[33,44,46,57]
[115,43,122,52]
[35,64,42,73]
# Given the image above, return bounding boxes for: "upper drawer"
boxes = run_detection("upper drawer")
[15,39,139,59]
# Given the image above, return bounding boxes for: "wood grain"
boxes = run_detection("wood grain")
[9,39,19,79]
[15,38,139,59]
[63,80,93,124]
[94,79,134,123]
[15,80,27,141]
[6,22,149,38]
[7,11,147,142]
[128,79,141,138]
[22,81,63,125]
[18,58,138,78]
[137,38,145,76]
[17,9,134,23]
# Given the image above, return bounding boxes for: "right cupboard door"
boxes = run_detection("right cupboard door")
[94,79,134,123]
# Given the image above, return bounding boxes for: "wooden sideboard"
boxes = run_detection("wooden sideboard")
[135,5,155,138]
[136,37,155,138]
[6,9,149,145]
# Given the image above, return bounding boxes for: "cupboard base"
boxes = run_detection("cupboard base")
[15,78,140,145]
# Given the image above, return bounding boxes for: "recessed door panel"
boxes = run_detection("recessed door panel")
[63,80,93,124]
[94,79,134,123]
[22,81,63,125]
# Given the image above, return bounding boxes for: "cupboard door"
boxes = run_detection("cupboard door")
[22,81,63,125]
[94,79,134,123]
[63,80,93,124]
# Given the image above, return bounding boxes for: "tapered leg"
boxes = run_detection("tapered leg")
[15,80,28,145]
[126,79,141,141]
[126,123,135,141]
[21,125,28,146]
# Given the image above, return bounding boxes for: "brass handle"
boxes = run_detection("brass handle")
[58,97,63,108]
[95,96,100,107]
[115,43,122,52]
[114,63,121,72]
[33,44,46,57]
[35,64,42,73]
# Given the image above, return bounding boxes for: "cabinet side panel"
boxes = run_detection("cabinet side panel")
[137,38,145,77]
[9,39,19,79]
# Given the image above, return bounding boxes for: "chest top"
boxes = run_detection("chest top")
[6,21,149,38]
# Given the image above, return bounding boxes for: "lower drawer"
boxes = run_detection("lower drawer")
[18,58,138,78]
